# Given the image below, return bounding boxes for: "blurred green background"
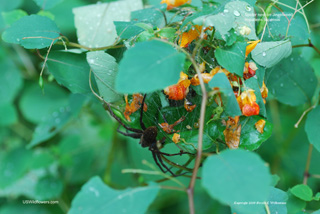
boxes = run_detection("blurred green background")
[0,0,320,213]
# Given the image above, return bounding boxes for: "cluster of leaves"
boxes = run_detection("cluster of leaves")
[1,0,320,214]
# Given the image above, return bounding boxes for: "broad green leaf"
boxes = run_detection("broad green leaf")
[305,106,320,153]
[215,42,246,76]
[251,40,292,68]
[69,176,160,214]
[0,103,17,126]
[213,0,256,7]
[0,60,22,106]
[202,149,271,214]
[73,0,142,48]
[0,0,23,11]
[261,13,309,45]
[193,1,257,40]
[0,148,32,189]
[114,21,145,40]
[314,210,320,214]
[2,15,60,49]
[35,176,63,200]
[1,9,27,26]
[28,94,85,148]
[87,51,122,103]
[46,51,92,94]
[193,11,234,38]
[287,192,306,213]
[0,203,49,214]
[245,78,266,117]
[33,0,64,10]
[131,7,165,28]
[0,169,46,199]
[115,40,185,93]
[208,73,241,117]
[290,184,313,201]
[266,53,317,106]
[231,187,288,214]
[270,174,280,186]
[224,1,257,40]
[19,83,69,124]
[239,116,273,151]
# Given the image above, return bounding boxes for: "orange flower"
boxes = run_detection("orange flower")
[159,116,185,134]
[179,25,202,47]
[223,116,241,149]
[255,119,266,134]
[184,99,196,112]
[245,40,260,57]
[237,89,260,116]
[164,72,191,100]
[260,81,268,103]
[243,61,258,80]
[124,94,147,121]
[161,0,191,10]
[172,133,181,143]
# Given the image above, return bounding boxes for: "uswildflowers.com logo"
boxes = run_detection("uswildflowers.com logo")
[22,200,59,205]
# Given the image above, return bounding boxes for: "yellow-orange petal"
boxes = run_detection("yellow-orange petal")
[172,133,181,143]
[255,119,266,133]
[245,40,260,57]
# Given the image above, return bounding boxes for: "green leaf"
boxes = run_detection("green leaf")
[115,40,186,93]
[224,1,257,40]
[231,187,288,214]
[2,15,60,49]
[158,27,176,41]
[313,192,320,201]
[270,174,280,187]
[73,0,142,48]
[287,192,306,213]
[87,51,122,103]
[290,184,313,201]
[202,149,271,214]
[0,0,23,11]
[19,83,69,124]
[193,11,234,39]
[261,13,309,45]
[245,78,266,117]
[251,40,292,68]
[215,42,246,76]
[114,21,145,40]
[305,106,320,153]
[131,7,165,28]
[239,116,273,151]
[28,95,85,148]
[266,53,317,106]
[33,0,64,10]
[313,210,320,214]
[1,9,27,26]
[69,176,160,214]
[0,103,17,126]
[0,59,22,106]
[213,0,256,7]
[35,176,63,200]
[208,73,242,117]
[0,147,32,189]
[46,51,92,94]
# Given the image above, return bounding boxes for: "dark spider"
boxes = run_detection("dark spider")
[105,94,190,176]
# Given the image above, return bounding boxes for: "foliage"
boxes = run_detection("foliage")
[0,0,320,213]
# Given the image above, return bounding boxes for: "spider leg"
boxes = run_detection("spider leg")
[139,94,147,130]
[117,126,142,139]
[155,151,176,176]
[105,103,143,133]
[151,150,166,173]
[156,151,193,156]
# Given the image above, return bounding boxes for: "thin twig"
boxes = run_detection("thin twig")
[55,41,125,51]
[294,104,316,128]
[160,185,187,192]
[292,40,320,55]
[303,144,313,185]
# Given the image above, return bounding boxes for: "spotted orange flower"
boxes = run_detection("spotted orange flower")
[243,61,258,80]
[161,0,191,10]
[237,89,260,116]
[124,94,147,121]
[164,72,191,100]
[172,133,181,143]
[223,116,241,149]
[255,119,266,134]
[260,81,268,103]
